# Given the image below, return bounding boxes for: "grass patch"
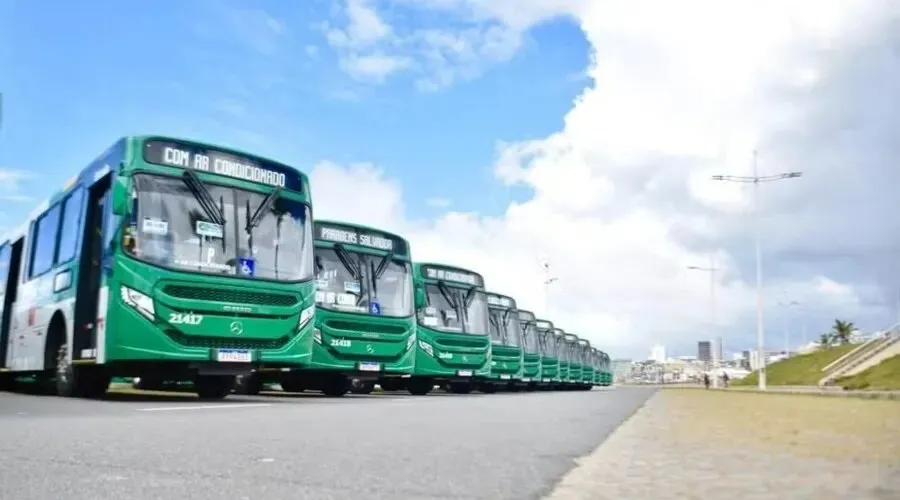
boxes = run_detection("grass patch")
[835,354,900,390]
[660,388,900,464]
[734,344,857,386]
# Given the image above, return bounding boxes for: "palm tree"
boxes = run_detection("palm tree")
[819,333,832,347]
[830,319,855,345]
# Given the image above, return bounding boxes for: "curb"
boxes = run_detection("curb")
[662,386,900,401]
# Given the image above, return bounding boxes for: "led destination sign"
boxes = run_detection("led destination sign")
[421,265,484,287]
[486,294,515,308]
[534,320,553,330]
[143,139,301,191]
[315,221,408,255]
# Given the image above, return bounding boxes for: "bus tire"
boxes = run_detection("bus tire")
[233,373,262,395]
[195,375,234,400]
[321,377,348,397]
[406,378,432,396]
[54,342,109,399]
[448,382,472,394]
[349,380,374,395]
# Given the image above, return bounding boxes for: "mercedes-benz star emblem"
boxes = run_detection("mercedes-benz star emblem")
[366,344,375,354]
[230,321,244,336]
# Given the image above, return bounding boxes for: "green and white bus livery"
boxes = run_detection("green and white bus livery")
[0,136,316,399]
[577,338,593,390]
[282,220,414,396]
[483,292,523,393]
[563,333,581,389]
[408,262,490,395]
[534,319,559,388]
[515,309,541,391]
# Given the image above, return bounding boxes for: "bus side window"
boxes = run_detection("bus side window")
[27,204,62,280]
[56,187,86,265]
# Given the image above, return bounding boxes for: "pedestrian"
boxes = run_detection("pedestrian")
[722,372,729,388]
[703,373,710,389]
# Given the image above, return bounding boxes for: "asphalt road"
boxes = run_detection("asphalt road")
[0,386,655,500]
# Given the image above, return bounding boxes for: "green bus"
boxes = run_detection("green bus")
[534,319,559,389]
[483,292,523,392]
[238,220,415,396]
[598,350,612,386]
[591,347,601,386]
[515,309,541,391]
[578,338,593,389]
[0,136,316,399]
[554,329,570,389]
[408,262,490,395]
[563,333,581,389]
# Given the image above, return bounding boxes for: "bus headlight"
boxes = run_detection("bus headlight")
[313,328,322,344]
[120,286,155,320]
[417,339,434,357]
[298,305,315,330]
[406,332,416,350]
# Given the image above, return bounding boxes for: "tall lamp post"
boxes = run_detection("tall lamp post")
[542,260,558,317]
[712,150,802,390]
[688,254,719,387]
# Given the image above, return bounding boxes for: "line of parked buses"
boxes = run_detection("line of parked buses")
[0,135,612,400]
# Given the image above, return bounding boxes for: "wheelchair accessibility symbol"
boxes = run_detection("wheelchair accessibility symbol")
[238,257,256,277]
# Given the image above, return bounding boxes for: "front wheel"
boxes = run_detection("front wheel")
[233,373,262,395]
[447,382,472,394]
[195,375,234,400]
[55,343,110,399]
[350,379,375,395]
[407,378,433,396]
[321,377,348,397]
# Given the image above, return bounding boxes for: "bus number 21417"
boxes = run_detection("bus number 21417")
[168,312,204,325]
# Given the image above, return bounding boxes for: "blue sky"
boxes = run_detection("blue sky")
[0,0,588,226]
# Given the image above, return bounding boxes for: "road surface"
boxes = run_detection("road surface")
[0,387,654,500]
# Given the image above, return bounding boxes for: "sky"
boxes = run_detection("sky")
[1,0,898,360]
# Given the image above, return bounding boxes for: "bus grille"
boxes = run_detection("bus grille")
[323,319,407,335]
[162,285,298,307]
[164,329,291,350]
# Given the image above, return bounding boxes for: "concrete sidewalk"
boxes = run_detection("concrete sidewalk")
[545,389,900,500]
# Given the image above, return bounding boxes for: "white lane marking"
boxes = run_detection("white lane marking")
[135,403,272,412]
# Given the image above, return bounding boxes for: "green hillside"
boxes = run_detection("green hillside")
[734,344,857,386]
[835,354,900,390]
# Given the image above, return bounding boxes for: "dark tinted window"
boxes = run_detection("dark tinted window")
[57,188,85,263]
[29,205,62,278]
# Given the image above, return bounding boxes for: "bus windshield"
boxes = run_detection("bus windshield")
[518,312,540,354]
[488,306,521,347]
[313,248,412,317]
[419,283,488,335]
[126,174,313,281]
[556,336,570,362]
[538,328,557,357]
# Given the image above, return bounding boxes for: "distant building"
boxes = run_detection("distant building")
[697,341,711,363]
[649,344,667,363]
[714,337,724,364]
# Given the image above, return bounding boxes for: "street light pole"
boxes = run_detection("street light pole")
[712,150,802,391]
[688,254,719,387]
[542,260,558,317]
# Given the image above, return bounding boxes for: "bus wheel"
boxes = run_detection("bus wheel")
[447,382,472,394]
[407,378,433,396]
[233,374,262,395]
[195,375,234,400]
[478,383,497,394]
[321,377,348,397]
[350,380,375,395]
[54,341,109,399]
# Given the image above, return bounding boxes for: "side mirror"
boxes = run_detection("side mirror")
[414,286,426,309]
[111,175,131,216]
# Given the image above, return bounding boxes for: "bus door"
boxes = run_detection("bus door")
[0,238,23,369]
[72,175,111,361]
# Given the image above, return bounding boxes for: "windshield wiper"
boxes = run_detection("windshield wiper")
[333,244,360,280]
[369,252,395,298]
[437,281,465,332]
[246,187,281,232]
[182,170,226,225]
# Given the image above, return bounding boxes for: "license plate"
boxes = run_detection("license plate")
[500,374,511,380]
[217,349,252,363]
[458,369,473,377]
[522,377,531,382]
[358,361,381,372]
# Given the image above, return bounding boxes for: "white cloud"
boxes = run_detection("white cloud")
[426,197,451,208]
[0,168,33,203]
[310,0,898,357]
